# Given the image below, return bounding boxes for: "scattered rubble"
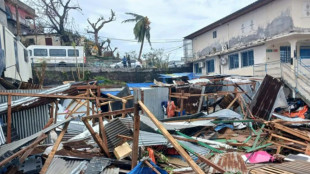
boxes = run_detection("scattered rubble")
[0,74,310,173]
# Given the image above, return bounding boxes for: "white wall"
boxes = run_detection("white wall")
[221,45,266,76]
[4,27,32,81]
[192,0,293,60]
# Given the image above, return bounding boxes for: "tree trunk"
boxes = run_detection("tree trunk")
[94,31,102,56]
[138,34,145,63]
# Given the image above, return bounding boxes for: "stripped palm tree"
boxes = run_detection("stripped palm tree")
[122,13,151,62]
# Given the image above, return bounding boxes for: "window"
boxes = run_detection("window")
[28,38,35,45]
[280,46,291,63]
[206,59,215,73]
[213,31,217,38]
[34,49,48,56]
[24,49,29,63]
[300,46,310,59]
[49,49,66,57]
[29,50,32,56]
[68,49,79,57]
[194,63,202,74]
[229,53,239,69]
[241,50,254,67]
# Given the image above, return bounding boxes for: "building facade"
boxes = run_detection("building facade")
[0,0,33,82]
[184,0,310,76]
[21,33,62,47]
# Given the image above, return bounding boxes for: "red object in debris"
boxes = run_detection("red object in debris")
[147,147,156,164]
[167,101,176,118]
[166,148,179,155]
[284,105,308,119]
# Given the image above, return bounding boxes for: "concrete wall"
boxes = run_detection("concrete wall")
[0,0,7,27]
[3,27,32,81]
[192,0,294,60]
[33,67,193,86]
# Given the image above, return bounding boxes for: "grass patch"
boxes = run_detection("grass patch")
[94,76,126,86]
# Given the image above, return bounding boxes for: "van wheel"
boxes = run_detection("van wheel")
[135,65,141,68]
[115,65,120,68]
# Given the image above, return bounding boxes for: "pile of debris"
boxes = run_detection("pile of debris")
[1,74,310,173]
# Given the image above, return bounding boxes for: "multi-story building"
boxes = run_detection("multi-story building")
[184,0,310,77]
[0,0,34,83]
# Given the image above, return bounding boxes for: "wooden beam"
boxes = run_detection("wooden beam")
[54,100,58,124]
[138,101,204,174]
[50,102,54,119]
[196,153,226,173]
[122,102,126,118]
[226,94,239,109]
[82,108,134,120]
[98,115,110,158]
[131,103,140,169]
[0,134,47,167]
[180,90,184,116]
[40,122,70,174]
[19,118,54,163]
[7,95,12,143]
[107,93,127,103]
[82,119,110,157]
[144,160,160,174]
[197,86,206,113]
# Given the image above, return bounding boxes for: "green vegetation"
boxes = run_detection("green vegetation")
[94,76,126,86]
[123,13,151,62]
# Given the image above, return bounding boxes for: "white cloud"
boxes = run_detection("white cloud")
[69,0,257,60]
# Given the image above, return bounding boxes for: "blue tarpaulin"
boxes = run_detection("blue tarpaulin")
[101,83,154,96]
[158,73,201,83]
[128,161,167,174]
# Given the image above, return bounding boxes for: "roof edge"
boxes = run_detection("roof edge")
[184,0,275,39]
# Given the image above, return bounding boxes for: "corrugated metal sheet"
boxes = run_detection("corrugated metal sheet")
[46,157,88,174]
[101,167,119,174]
[0,124,5,145]
[139,131,170,147]
[85,157,111,174]
[0,83,71,112]
[105,118,133,151]
[209,152,247,174]
[0,117,72,156]
[250,75,282,120]
[142,87,169,119]
[0,89,50,141]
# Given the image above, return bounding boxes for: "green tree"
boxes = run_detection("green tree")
[122,13,151,62]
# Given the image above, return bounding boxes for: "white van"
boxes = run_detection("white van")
[27,45,85,66]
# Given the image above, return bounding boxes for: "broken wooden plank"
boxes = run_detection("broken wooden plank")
[176,131,223,153]
[131,103,140,169]
[138,101,205,174]
[0,134,47,167]
[82,108,134,120]
[144,160,161,174]
[40,122,70,174]
[82,119,110,157]
[7,94,12,143]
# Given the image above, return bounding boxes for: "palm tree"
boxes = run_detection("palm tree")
[123,13,151,62]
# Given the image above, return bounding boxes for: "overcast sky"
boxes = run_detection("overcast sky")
[68,0,257,60]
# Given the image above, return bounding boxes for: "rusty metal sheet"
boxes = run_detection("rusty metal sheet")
[250,161,310,174]
[209,152,247,174]
[219,94,239,109]
[250,75,282,120]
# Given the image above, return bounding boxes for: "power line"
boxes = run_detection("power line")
[81,32,183,43]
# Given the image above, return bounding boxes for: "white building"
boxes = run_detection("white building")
[184,0,310,77]
[0,0,33,83]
